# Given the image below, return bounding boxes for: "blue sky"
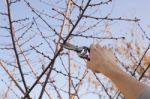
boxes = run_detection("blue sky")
[0,0,150,99]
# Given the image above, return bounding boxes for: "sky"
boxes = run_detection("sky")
[0,0,150,99]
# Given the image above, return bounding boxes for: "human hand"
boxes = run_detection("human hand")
[87,44,150,99]
[87,44,118,75]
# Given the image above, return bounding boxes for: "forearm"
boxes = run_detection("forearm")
[87,44,150,99]
[105,65,147,99]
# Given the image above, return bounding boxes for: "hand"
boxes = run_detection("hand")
[86,44,150,99]
[87,44,118,75]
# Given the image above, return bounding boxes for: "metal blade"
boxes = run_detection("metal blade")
[60,42,81,52]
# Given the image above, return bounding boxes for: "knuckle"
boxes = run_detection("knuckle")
[96,43,99,47]
[90,44,95,49]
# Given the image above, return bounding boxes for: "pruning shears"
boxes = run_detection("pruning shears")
[60,42,90,61]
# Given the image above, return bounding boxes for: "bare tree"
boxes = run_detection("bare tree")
[0,0,150,99]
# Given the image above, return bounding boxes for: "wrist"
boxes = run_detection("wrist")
[102,63,125,78]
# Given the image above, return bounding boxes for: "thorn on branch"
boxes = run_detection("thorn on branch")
[10,0,21,5]
[30,45,52,60]
[138,64,150,80]
[24,0,64,40]
[12,18,29,23]
[89,0,112,7]
[52,68,81,81]
[0,26,10,29]
[83,15,140,22]
[18,43,42,55]
[138,23,150,40]
[0,12,8,16]
[52,8,74,26]
[71,34,125,40]
[15,22,34,42]
[0,47,13,50]
[132,44,150,76]
[71,0,83,11]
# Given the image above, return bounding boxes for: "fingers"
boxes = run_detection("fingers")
[88,43,100,63]
[90,44,96,51]
[86,60,93,71]
[86,60,90,68]
[87,43,102,73]
[90,43,100,51]
[90,43,104,53]
[86,60,100,73]
[96,43,100,48]
[89,44,96,57]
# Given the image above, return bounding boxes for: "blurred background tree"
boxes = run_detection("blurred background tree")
[0,0,150,99]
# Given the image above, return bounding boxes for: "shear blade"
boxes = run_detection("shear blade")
[60,42,81,52]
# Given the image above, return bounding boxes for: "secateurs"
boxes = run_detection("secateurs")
[60,42,90,60]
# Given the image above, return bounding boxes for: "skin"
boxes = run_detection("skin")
[87,44,149,99]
